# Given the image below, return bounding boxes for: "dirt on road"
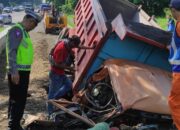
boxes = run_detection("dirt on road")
[0,28,57,129]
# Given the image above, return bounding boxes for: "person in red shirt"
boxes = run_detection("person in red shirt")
[48,35,95,115]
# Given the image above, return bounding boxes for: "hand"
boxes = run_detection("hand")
[69,67,76,72]
[166,45,171,50]
[11,73,20,85]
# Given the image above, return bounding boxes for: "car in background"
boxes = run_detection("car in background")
[0,14,12,24]
[39,3,51,16]
[13,6,21,12]
[0,3,3,13]
[0,20,3,27]
[40,3,51,11]
[24,3,34,11]
[3,7,12,13]
[18,5,24,11]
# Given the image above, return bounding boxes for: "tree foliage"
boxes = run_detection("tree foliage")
[60,0,78,14]
[0,0,20,6]
[45,0,78,14]
[129,0,170,16]
[46,0,65,9]
[0,0,42,6]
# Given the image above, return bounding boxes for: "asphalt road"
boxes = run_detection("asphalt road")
[2,11,24,28]
[11,11,25,23]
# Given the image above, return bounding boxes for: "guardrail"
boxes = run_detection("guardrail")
[0,27,11,54]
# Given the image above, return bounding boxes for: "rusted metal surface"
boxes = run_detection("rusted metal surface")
[103,59,171,114]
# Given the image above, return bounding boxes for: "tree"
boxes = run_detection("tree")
[68,0,78,9]
[60,0,78,14]
[45,0,78,14]
[0,0,42,6]
[129,0,169,16]
[34,0,42,5]
[46,0,65,11]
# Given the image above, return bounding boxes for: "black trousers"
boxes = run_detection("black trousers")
[8,71,30,130]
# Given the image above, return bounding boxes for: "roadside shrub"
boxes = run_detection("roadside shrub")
[129,0,170,16]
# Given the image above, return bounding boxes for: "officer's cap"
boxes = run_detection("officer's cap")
[25,9,42,23]
[170,0,180,10]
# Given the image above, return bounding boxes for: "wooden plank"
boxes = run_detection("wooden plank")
[48,100,96,127]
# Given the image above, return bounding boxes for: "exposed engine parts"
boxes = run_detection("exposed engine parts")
[26,66,176,130]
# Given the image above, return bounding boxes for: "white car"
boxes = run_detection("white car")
[3,7,12,13]
[13,6,21,12]
[0,14,12,24]
[18,5,25,11]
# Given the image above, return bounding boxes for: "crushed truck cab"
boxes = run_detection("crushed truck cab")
[27,0,175,129]
[71,0,171,93]
[68,0,173,129]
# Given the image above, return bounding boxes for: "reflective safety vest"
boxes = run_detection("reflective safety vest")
[6,23,34,71]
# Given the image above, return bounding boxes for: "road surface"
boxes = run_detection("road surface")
[0,11,57,129]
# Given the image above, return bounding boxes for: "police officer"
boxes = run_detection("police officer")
[6,10,41,130]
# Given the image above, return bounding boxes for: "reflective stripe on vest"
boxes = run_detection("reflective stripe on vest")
[6,23,34,71]
[169,22,180,65]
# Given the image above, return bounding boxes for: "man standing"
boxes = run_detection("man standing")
[48,35,95,115]
[168,0,180,129]
[6,10,41,130]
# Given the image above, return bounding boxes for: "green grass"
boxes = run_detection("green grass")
[67,14,75,28]
[156,8,172,31]
[156,17,167,30]
[0,27,4,32]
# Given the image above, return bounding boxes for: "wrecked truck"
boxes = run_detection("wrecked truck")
[27,0,175,130]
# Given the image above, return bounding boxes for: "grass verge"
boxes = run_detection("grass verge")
[156,17,167,30]
[156,8,172,31]
[67,14,75,28]
[0,27,4,32]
